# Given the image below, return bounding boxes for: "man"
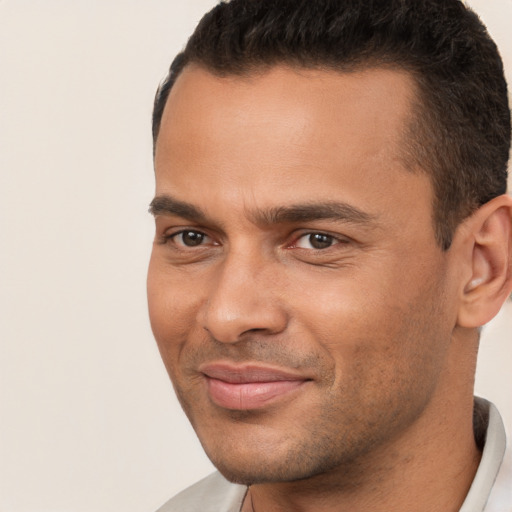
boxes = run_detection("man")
[147,0,512,510]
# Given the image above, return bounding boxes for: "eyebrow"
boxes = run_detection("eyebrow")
[149,194,377,227]
[149,195,208,222]
[254,202,377,226]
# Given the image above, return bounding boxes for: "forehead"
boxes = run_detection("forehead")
[154,65,430,230]
[156,64,417,163]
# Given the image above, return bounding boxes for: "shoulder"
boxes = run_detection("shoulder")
[155,472,247,512]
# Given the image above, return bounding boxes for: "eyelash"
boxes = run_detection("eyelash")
[163,230,216,248]
[291,232,347,250]
[161,229,347,251]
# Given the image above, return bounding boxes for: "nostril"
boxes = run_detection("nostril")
[200,305,288,344]
[196,263,289,343]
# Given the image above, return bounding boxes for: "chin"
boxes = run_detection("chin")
[211,461,308,486]
[201,435,348,486]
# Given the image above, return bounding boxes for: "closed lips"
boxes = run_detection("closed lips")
[200,363,311,410]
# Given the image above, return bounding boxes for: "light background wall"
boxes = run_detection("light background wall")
[0,1,510,511]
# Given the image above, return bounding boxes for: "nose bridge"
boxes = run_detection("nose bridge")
[198,245,287,343]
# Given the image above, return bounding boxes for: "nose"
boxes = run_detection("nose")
[197,252,288,343]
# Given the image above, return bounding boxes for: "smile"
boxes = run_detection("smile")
[200,363,310,410]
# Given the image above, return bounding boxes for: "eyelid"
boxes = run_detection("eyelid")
[161,227,218,247]
[288,230,350,250]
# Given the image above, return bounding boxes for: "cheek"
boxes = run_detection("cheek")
[289,269,388,345]
[289,264,448,391]
[147,257,201,374]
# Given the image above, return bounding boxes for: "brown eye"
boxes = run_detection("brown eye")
[175,230,208,247]
[296,233,336,250]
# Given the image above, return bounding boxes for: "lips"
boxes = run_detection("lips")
[199,363,310,410]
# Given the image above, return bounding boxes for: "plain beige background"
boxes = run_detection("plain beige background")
[0,1,510,511]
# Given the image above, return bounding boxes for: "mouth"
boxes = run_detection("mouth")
[199,362,311,411]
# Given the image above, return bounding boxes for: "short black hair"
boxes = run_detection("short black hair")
[152,0,510,250]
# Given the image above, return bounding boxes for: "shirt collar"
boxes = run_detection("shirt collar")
[459,397,507,512]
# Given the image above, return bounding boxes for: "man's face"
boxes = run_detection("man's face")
[148,66,460,484]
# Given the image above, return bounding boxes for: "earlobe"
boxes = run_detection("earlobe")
[457,194,512,328]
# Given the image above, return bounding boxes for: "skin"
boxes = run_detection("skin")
[147,65,512,511]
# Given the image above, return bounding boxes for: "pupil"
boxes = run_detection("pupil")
[183,231,204,246]
[310,233,332,249]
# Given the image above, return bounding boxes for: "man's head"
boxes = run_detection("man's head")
[147,0,512,492]
[152,0,510,251]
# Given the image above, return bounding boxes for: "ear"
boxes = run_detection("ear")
[457,194,512,328]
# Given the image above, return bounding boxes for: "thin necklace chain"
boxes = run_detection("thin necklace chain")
[244,487,255,512]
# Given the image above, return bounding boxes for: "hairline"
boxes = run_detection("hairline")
[153,59,466,250]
